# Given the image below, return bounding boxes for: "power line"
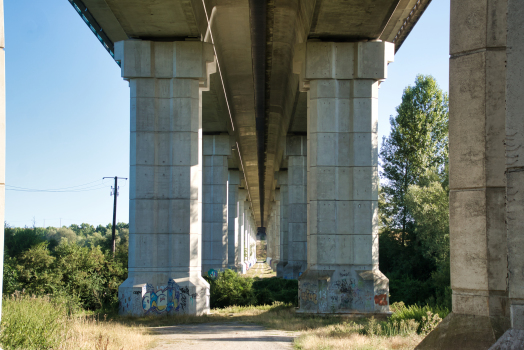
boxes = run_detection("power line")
[5,178,118,193]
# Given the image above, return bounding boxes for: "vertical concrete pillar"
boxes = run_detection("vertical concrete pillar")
[272,191,281,271]
[284,135,307,280]
[0,0,5,322]
[243,202,251,271]
[266,202,274,267]
[237,189,248,273]
[202,135,230,274]
[505,0,524,339]
[277,172,288,277]
[416,1,510,348]
[294,41,393,314]
[227,170,240,270]
[116,40,215,316]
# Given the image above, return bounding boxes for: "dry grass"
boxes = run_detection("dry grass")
[245,262,276,278]
[126,303,428,350]
[61,315,155,350]
[295,332,424,350]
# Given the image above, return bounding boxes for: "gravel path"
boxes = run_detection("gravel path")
[149,322,297,350]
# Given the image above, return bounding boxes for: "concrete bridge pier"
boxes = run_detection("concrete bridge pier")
[117,40,215,316]
[295,41,394,314]
[202,134,230,275]
[276,171,288,277]
[283,136,307,280]
[237,189,248,273]
[266,201,275,268]
[271,191,281,272]
[227,171,240,271]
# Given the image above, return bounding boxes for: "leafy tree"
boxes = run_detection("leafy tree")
[380,75,448,246]
[379,75,449,307]
[14,242,62,295]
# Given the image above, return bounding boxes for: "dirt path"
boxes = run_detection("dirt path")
[149,322,297,350]
[246,262,276,278]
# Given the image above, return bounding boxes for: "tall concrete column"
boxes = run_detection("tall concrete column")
[266,202,275,267]
[272,191,281,272]
[237,189,247,273]
[284,135,307,280]
[277,172,288,277]
[116,40,215,316]
[201,135,230,274]
[502,0,524,344]
[416,1,510,348]
[294,41,393,314]
[0,0,5,323]
[227,170,240,270]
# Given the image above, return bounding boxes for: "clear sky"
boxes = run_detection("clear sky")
[4,0,450,228]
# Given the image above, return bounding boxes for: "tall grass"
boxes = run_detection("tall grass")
[0,293,154,350]
[0,292,69,349]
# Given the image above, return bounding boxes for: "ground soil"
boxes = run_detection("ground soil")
[149,322,296,350]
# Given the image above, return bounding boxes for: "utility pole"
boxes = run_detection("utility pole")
[103,176,128,257]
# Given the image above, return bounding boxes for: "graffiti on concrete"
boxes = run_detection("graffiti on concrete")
[333,277,374,311]
[142,279,197,314]
[208,269,218,280]
[374,294,388,306]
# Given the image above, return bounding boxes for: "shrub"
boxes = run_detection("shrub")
[206,269,256,308]
[0,293,70,350]
[205,270,299,308]
[389,302,448,334]
[253,277,298,306]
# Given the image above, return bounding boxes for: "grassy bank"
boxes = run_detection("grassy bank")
[0,293,154,350]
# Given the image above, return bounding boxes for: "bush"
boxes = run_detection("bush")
[205,270,299,309]
[389,301,449,334]
[0,293,70,350]
[253,278,298,306]
[206,269,256,308]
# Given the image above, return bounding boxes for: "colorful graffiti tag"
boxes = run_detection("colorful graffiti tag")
[208,269,218,280]
[142,279,180,314]
[374,294,388,306]
[142,279,198,314]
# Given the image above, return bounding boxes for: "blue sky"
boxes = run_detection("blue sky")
[4,0,450,228]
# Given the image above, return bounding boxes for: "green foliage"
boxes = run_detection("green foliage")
[0,293,70,350]
[14,242,62,295]
[389,302,449,332]
[253,278,298,306]
[4,222,129,312]
[380,74,448,242]
[4,226,46,258]
[379,75,450,308]
[205,270,299,309]
[205,269,256,308]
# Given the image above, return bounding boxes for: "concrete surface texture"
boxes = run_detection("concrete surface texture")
[296,41,393,314]
[283,136,307,280]
[502,0,524,343]
[149,323,295,350]
[276,171,288,277]
[202,134,230,274]
[417,0,520,348]
[116,40,214,316]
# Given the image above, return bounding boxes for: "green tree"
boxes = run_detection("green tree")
[379,74,448,245]
[379,75,449,306]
